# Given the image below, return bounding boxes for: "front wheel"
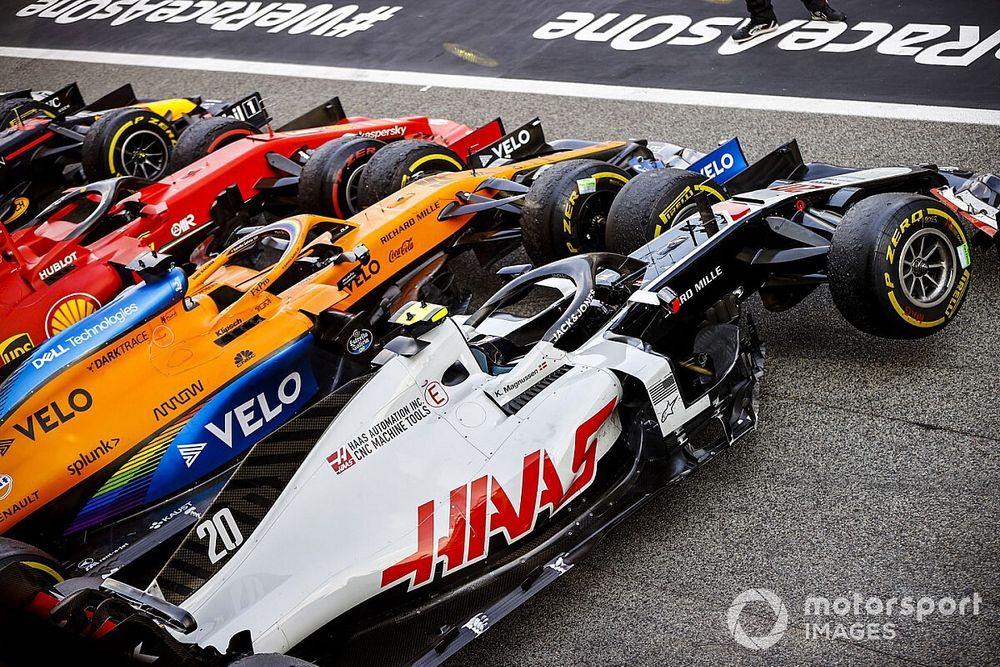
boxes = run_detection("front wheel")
[298,136,385,217]
[169,116,258,172]
[0,97,55,128]
[519,159,630,264]
[0,537,64,588]
[356,139,464,208]
[604,168,727,256]
[82,107,178,181]
[828,193,972,339]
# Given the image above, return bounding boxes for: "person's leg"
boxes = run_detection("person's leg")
[801,0,848,21]
[745,0,778,23]
[731,0,779,42]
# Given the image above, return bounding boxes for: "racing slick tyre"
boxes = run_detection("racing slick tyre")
[169,116,258,172]
[298,136,386,217]
[520,159,630,264]
[828,193,972,339]
[357,139,464,208]
[0,97,55,128]
[0,537,64,590]
[81,107,178,181]
[604,168,726,256]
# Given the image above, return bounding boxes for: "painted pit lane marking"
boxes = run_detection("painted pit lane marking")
[0,47,997,125]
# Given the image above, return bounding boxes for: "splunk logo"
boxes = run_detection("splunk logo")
[534,13,1000,67]
[67,438,119,476]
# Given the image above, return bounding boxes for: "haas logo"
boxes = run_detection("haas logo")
[382,398,617,590]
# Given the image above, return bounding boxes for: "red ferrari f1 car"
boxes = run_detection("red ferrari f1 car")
[0,82,270,223]
[0,98,504,377]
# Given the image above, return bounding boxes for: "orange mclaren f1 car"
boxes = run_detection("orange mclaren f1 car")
[0,130,703,582]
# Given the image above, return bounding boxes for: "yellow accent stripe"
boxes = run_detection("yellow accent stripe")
[589,171,629,184]
[401,153,464,186]
[137,98,196,118]
[928,207,968,245]
[888,292,945,328]
[107,118,139,173]
[392,301,448,324]
[22,560,63,583]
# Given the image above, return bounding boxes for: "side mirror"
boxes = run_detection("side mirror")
[122,199,146,217]
[336,243,370,265]
[496,264,532,281]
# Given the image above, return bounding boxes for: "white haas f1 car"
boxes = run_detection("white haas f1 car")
[1,140,997,666]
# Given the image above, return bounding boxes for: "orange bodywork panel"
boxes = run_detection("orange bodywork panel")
[0,141,627,531]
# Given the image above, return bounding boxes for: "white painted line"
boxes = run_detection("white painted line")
[2,46,998,126]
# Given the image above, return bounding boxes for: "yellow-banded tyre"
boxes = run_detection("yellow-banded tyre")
[169,116,257,172]
[0,97,55,128]
[520,159,630,264]
[829,193,972,339]
[299,136,385,218]
[357,139,464,208]
[604,168,726,256]
[81,107,177,181]
[0,537,64,591]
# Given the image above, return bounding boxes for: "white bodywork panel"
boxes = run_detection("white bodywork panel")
[173,319,623,652]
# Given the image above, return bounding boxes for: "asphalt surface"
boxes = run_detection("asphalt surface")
[2,58,999,666]
[5,0,1000,111]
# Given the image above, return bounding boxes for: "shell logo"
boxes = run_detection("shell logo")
[46,293,100,337]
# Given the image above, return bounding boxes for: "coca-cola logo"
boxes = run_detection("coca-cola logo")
[388,237,414,263]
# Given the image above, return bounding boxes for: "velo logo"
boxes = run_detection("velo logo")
[727,588,789,650]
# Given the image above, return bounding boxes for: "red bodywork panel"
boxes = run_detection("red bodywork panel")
[0,115,500,376]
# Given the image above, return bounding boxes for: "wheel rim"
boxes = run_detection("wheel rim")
[898,227,956,308]
[667,202,700,232]
[344,164,366,215]
[119,130,170,179]
[578,190,618,251]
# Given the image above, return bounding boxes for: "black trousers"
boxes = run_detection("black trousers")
[746,0,828,22]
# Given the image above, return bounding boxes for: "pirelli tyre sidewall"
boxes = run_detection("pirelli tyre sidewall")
[81,107,178,181]
[298,136,386,218]
[168,116,258,172]
[829,193,971,339]
[604,168,726,256]
[0,98,56,128]
[357,139,464,209]
[520,159,630,264]
[0,537,64,588]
